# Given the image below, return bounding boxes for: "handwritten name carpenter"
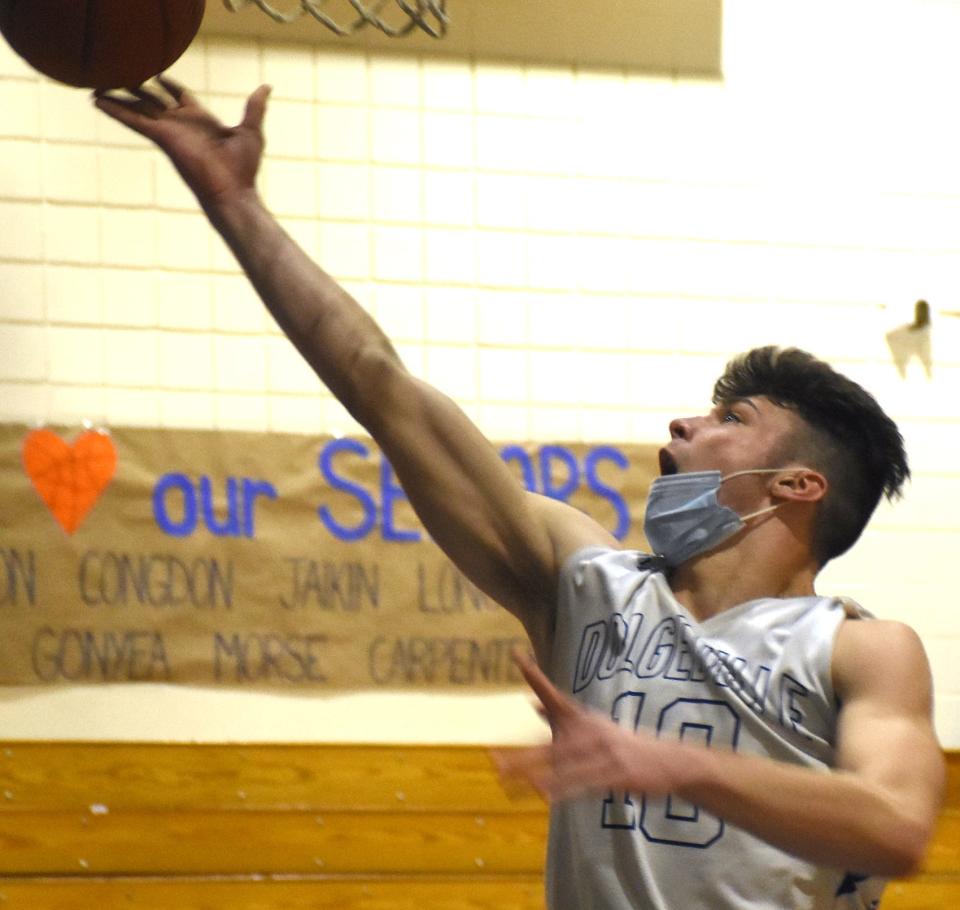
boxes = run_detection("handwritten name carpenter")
[368,635,526,686]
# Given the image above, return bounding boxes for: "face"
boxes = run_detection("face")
[660,396,806,507]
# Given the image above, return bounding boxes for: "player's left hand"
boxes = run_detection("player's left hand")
[494,651,679,801]
[94,77,270,212]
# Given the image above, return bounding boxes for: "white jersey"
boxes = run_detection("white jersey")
[545,547,885,910]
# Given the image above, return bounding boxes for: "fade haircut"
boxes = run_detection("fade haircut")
[712,346,909,566]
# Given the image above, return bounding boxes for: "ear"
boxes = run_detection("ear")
[770,469,827,504]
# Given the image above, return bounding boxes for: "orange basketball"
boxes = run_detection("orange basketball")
[0,0,206,90]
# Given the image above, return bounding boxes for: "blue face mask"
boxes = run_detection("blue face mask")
[643,469,785,567]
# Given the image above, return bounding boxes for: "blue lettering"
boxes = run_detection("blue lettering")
[538,445,579,501]
[156,475,277,539]
[634,618,678,679]
[317,438,377,542]
[664,631,697,682]
[200,476,241,537]
[500,445,536,492]
[573,620,608,693]
[779,673,811,739]
[597,613,643,680]
[153,473,197,538]
[724,657,772,714]
[602,690,646,829]
[242,479,278,538]
[585,446,630,540]
[380,458,421,543]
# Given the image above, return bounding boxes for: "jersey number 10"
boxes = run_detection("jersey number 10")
[602,693,741,849]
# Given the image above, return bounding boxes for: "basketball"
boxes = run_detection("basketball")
[0,0,206,90]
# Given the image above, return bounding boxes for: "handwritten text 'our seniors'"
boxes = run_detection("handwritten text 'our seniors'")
[151,439,633,542]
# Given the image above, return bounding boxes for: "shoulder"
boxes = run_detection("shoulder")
[520,494,621,658]
[834,617,927,665]
[832,618,934,709]
[528,492,621,566]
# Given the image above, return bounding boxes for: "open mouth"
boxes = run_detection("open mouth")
[658,449,678,476]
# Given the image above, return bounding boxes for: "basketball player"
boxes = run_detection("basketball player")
[95,79,945,909]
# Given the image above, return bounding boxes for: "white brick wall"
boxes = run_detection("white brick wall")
[0,0,957,744]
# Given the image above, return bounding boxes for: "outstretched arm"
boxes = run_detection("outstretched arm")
[498,622,944,877]
[94,79,616,650]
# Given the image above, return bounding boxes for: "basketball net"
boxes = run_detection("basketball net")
[223,0,448,38]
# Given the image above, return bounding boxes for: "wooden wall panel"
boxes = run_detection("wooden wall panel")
[1,877,958,910]
[881,879,960,910]
[0,877,547,910]
[0,810,547,875]
[921,810,960,873]
[0,743,543,812]
[0,743,955,910]
[945,751,960,807]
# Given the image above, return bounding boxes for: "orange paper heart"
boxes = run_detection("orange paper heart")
[23,429,118,534]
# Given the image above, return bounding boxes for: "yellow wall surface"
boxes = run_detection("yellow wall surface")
[0,0,958,745]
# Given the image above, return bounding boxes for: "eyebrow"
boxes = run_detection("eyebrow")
[722,397,761,414]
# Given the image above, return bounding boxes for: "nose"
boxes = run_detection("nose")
[669,416,694,440]
[669,414,709,440]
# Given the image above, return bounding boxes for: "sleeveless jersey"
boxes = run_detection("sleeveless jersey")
[545,547,885,910]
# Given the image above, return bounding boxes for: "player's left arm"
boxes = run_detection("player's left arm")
[693,618,944,876]
[498,623,945,876]
[825,618,946,872]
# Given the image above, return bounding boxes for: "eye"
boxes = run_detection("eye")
[722,409,743,424]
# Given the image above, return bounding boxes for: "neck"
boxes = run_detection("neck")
[668,530,820,621]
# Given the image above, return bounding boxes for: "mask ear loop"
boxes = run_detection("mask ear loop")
[739,502,782,522]
[719,468,796,523]
[720,467,785,482]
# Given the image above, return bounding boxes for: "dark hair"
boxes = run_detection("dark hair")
[712,346,909,565]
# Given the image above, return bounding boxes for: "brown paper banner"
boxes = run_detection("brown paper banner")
[0,424,657,690]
